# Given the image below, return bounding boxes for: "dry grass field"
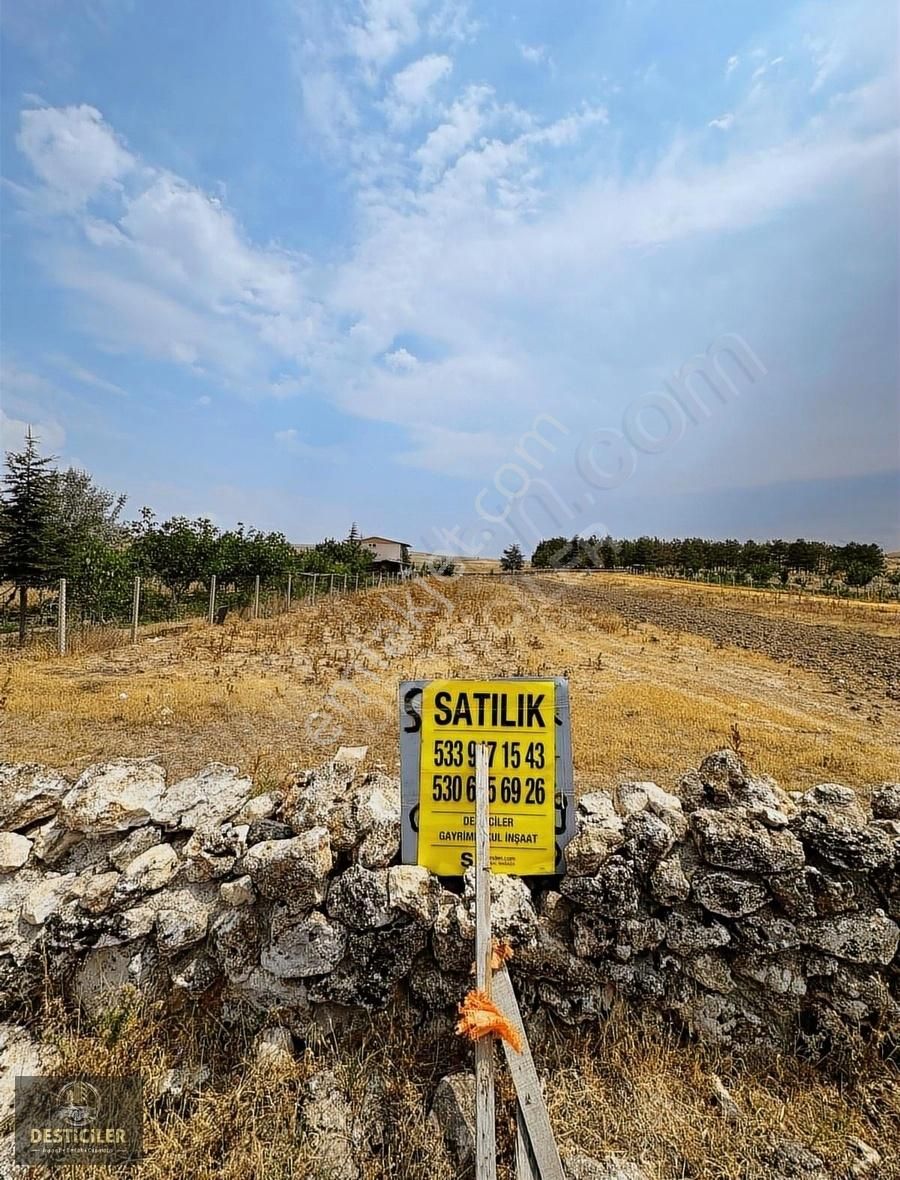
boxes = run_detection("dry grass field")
[2,573,897,796]
[3,573,899,1179]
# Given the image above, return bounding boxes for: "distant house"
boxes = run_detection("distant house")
[361,535,409,571]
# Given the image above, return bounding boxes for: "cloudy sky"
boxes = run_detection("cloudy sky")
[1,0,897,554]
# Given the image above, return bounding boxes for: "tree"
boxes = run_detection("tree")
[501,543,525,571]
[129,511,219,609]
[0,431,59,644]
[347,522,361,542]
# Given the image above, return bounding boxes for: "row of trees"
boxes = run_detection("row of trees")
[0,434,379,641]
[529,534,890,588]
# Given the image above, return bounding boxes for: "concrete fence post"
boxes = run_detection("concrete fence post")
[131,577,141,643]
[343,573,348,592]
[286,573,292,611]
[312,573,317,604]
[208,575,217,625]
[355,572,359,592]
[58,578,67,656]
[329,573,335,595]
[254,575,260,619]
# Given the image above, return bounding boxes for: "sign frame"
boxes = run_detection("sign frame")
[399,676,575,875]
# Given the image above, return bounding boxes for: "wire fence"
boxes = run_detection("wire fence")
[0,568,414,655]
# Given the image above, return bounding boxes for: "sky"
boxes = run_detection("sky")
[1,0,898,555]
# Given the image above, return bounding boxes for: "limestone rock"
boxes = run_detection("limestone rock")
[231,967,309,1014]
[616,780,687,839]
[0,764,69,831]
[262,908,347,978]
[246,819,293,846]
[665,910,731,955]
[327,865,392,930]
[253,1025,294,1069]
[872,783,900,821]
[30,820,83,866]
[428,1072,475,1173]
[77,871,121,915]
[623,811,676,869]
[58,759,166,834]
[183,824,244,881]
[118,843,179,895]
[355,777,401,869]
[766,1139,828,1179]
[208,907,260,983]
[301,1069,362,1180]
[73,943,161,1018]
[155,899,210,955]
[233,792,280,825]
[691,809,805,875]
[243,828,332,905]
[152,763,253,831]
[846,1136,880,1177]
[648,854,690,904]
[155,1063,210,1101]
[792,808,893,872]
[560,857,639,917]
[798,911,899,964]
[566,793,625,875]
[0,833,32,873]
[0,1022,61,1123]
[692,869,768,917]
[109,825,161,871]
[21,872,75,925]
[565,1153,650,1180]
[460,870,538,945]
[219,875,255,907]
[387,864,441,925]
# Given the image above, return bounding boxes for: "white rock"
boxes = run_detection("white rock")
[30,820,83,866]
[356,779,401,869]
[155,898,210,954]
[253,1026,294,1069]
[262,908,346,978]
[58,759,166,834]
[152,763,253,831]
[21,873,76,925]
[233,793,280,825]
[0,764,69,830]
[388,864,441,925]
[0,1023,60,1124]
[219,875,256,906]
[109,826,161,870]
[77,871,122,915]
[119,843,179,894]
[616,781,687,838]
[0,833,32,873]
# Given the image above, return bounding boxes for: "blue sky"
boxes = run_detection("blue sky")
[1,0,898,554]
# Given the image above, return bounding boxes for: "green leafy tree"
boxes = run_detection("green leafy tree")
[129,511,219,609]
[501,543,525,571]
[0,431,59,644]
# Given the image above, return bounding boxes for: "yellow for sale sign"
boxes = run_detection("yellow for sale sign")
[417,678,557,876]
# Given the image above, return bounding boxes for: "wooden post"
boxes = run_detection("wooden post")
[329,572,335,595]
[57,578,67,656]
[474,742,496,1180]
[493,965,565,1180]
[355,572,359,592]
[379,572,383,587]
[286,573,292,611]
[253,575,260,619]
[343,572,348,592]
[208,575,216,625]
[131,576,141,643]
[312,573,318,604]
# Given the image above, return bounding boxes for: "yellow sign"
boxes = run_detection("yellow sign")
[417,678,556,876]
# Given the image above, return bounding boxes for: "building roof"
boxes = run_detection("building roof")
[361,535,409,545]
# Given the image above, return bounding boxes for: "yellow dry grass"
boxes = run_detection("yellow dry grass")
[1,576,897,794]
[20,990,898,1180]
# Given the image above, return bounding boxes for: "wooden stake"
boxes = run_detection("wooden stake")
[474,742,497,1180]
[286,573,292,611]
[253,574,260,619]
[131,577,141,643]
[208,575,216,625]
[57,578,66,656]
[492,966,565,1180]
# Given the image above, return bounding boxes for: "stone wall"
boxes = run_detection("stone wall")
[1,750,898,1053]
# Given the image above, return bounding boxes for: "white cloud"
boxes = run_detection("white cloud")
[384,53,452,124]
[415,84,492,181]
[708,113,735,131]
[345,0,422,70]
[725,55,739,77]
[196,395,212,407]
[384,347,419,371]
[519,43,546,65]
[16,104,134,209]
[50,357,127,396]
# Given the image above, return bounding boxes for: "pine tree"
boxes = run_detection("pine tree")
[500,543,525,571]
[0,431,59,644]
[348,522,361,542]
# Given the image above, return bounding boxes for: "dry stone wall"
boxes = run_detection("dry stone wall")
[0,750,898,1055]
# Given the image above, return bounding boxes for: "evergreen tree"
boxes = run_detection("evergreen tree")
[0,431,59,644]
[501,543,525,571]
